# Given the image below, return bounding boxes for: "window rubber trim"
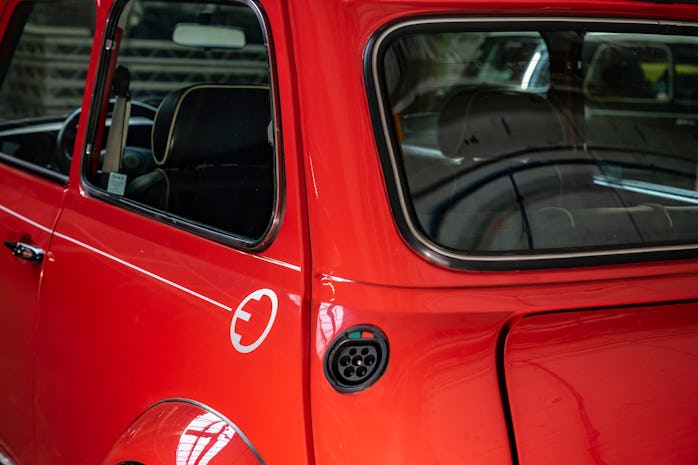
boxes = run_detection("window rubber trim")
[0,152,69,185]
[79,0,284,252]
[364,16,698,270]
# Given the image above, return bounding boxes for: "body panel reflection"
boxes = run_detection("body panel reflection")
[102,399,263,465]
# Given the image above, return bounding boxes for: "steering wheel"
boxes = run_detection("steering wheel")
[55,99,158,174]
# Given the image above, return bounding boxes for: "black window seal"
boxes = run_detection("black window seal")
[364,16,698,270]
[79,0,284,252]
[0,152,69,185]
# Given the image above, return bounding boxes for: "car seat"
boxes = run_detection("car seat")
[126,84,274,239]
[437,88,566,160]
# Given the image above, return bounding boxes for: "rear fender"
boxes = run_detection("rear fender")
[102,399,264,465]
[0,449,17,465]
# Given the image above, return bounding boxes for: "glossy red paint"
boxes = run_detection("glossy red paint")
[0,165,65,465]
[102,400,263,465]
[294,1,697,458]
[293,1,698,464]
[506,304,698,465]
[0,1,696,465]
[34,188,309,465]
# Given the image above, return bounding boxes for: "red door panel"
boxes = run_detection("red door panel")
[34,188,309,465]
[505,303,698,465]
[0,165,65,465]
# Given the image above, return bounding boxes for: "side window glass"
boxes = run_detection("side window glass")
[376,27,698,263]
[84,0,276,246]
[584,41,671,102]
[673,43,698,103]
[0,0,94,176]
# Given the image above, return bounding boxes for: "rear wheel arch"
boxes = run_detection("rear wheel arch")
[101,398,265,465]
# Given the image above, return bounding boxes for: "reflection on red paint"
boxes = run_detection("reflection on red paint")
[316,303,345,357]
[177,413,235,465]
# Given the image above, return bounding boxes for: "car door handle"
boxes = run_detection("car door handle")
[3,240,44,263]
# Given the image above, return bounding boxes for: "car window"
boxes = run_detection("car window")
[583,39,671,102]
[83,0,277,247]
[373,25,698,266]
[0,0,94,176]
[671,41,698,103]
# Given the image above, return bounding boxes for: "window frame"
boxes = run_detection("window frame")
[80,0,284,251]
[365,16,698,270]
[0,0,94,185]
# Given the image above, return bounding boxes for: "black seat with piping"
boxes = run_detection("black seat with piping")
[126,84,274,239]
[587,45,652,100]
[430,88,569,251]
[437,88,566,160]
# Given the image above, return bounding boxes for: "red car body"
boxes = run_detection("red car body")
[0,0,697,464]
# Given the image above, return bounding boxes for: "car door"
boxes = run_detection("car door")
[32,1,311,464]
[0,1,94,463]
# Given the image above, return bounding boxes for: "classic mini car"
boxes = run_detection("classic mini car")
[1,0,698,464]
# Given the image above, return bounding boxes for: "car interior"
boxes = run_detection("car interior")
[0,0,276,241]
[384,29,698,254]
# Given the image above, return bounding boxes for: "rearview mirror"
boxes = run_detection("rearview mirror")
[173,23,246,49]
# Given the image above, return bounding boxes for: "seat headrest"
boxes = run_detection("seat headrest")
[152,84,271,166]
[437,88,565,159]
[586,45,651,99]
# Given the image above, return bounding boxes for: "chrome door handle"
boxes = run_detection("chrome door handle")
[3,241,44,263]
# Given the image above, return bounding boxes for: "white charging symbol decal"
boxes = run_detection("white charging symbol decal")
[230,288,278,354]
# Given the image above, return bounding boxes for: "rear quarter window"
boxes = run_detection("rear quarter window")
[368,19,698,268]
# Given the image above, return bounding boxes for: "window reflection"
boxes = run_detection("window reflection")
[381,28,698,256]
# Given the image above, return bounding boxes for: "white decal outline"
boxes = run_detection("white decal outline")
[0,204,53,234]
[230,288,278,354]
